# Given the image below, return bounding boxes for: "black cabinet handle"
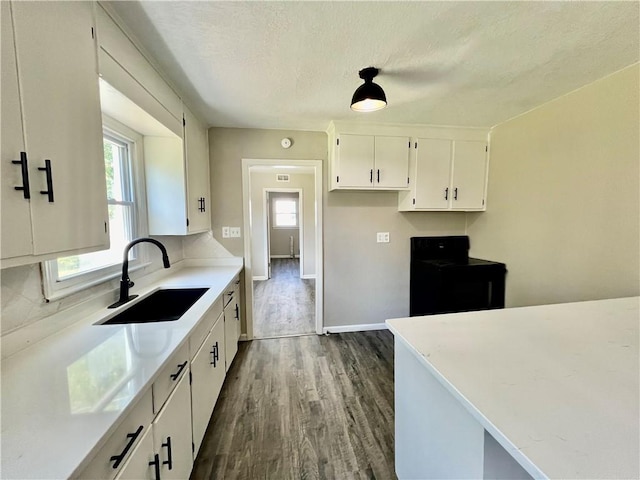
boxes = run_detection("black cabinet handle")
[12,151,30,199]
[198,197,206,213]
[170,361,188,381]
[110,425,143,468]
[235,304,239,320]
[377,169,380,183]
[162,436,173,470]
[211,341,219,366]
[444,187,449,200]
[454,187,458,200]
[149,453,161,480]
[369,169,373,183]
[38,159,54,202]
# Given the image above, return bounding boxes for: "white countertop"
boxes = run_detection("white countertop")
[387,297,640,480]
[1,260,243,480]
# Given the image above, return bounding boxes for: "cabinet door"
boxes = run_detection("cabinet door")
[234,279,242,341]
[224,301,238,371]
[374,136,410,188]
[1,2,33,260]
[191,315,226,457]
[336,134,374,188]
[153,371,193,480]
[184,106,211,234]
[451,141,487,210]
[414,139,452,209]
[13,1,108,255]
[114,427,156,480]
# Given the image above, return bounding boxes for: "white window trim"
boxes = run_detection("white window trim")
[42,115,149,302]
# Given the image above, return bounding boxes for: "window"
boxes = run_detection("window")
[273,197,298,227]
[43,118,147,300]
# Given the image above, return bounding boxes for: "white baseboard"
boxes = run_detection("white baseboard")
[252,275,268,281]
[300,274,316,279]
[270,254,299,259]
[323,323,389,334]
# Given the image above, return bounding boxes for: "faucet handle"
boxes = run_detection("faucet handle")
[128,280,135,288]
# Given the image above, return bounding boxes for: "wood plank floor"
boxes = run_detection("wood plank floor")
[253,258,315,338]
[191,331,397,480]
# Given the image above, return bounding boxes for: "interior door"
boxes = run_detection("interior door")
[266,191,272,279]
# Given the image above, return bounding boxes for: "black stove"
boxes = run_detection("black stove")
[410,236,507,316]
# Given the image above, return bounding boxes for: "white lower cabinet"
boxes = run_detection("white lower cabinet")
[115,372,192,480]
[224,298,238,372]
[191,314,226,457]
[79,276,244,479]
[113,427,155,480]
[152,372,193,479]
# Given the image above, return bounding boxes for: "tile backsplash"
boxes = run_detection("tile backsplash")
[1,235,188,336]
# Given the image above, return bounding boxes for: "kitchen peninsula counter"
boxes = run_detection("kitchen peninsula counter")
[386,297,639,479]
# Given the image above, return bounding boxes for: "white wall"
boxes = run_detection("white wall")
[250,173,315,278]
[467,64,640,307]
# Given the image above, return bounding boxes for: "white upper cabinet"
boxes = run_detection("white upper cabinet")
[183,106,211,234]
[399,136,489,212]
[1,1,109,268]
[328,123,410,191]
[330,133,410,190]
[144,109,211,236]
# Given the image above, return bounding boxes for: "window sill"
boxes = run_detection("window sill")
[44,261,152,303]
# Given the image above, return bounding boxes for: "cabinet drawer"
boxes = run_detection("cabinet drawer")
[189,296,223,360]
[76,388,153,480]
[152,343,189,414]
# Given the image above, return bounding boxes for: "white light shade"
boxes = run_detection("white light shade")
[350,98,387,112]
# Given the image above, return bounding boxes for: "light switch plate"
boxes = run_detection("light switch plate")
[222,226,230,238]
[377,232,390,243]
[230,227,241,238]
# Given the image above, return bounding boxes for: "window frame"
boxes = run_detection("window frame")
[272,196,299,229]
[42,116,149,301]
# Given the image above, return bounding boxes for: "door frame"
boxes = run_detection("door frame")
[264,188,303,279]
[241,159,323,339]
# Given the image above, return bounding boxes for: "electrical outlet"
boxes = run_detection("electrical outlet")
[222,226,230,238]
[377,232,390,243]
[230,227,241,238]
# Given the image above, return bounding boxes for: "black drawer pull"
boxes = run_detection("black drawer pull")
[369,169,373,183]
[170,361,188,381]
[38,159,54,202]
[377,169,380,183]
[444,187,449,200]
[110,425,143,469]
[162,436,173,470]
[235,304,239,320]
[149,453,161,480]
[12,151,30,199]
[454,187,458,200]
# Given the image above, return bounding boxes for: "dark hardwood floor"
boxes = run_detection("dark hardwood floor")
[191,331,396,480]
[253,258,315,338]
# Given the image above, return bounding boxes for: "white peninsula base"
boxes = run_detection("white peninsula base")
[387,297,639,480]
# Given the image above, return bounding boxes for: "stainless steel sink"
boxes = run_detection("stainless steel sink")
[100,288,209,325]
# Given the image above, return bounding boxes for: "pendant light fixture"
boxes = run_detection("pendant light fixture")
[350,67,387,112]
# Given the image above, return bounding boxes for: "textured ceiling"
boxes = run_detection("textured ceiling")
[106,1,639,131]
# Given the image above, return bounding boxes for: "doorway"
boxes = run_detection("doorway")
[241,159,323,340]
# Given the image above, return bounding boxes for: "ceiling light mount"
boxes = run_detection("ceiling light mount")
[351,66,387,113]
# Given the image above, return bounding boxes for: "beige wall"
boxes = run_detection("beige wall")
[209,127,467,328]
[467,64,640,307]
[250,175,314,278]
